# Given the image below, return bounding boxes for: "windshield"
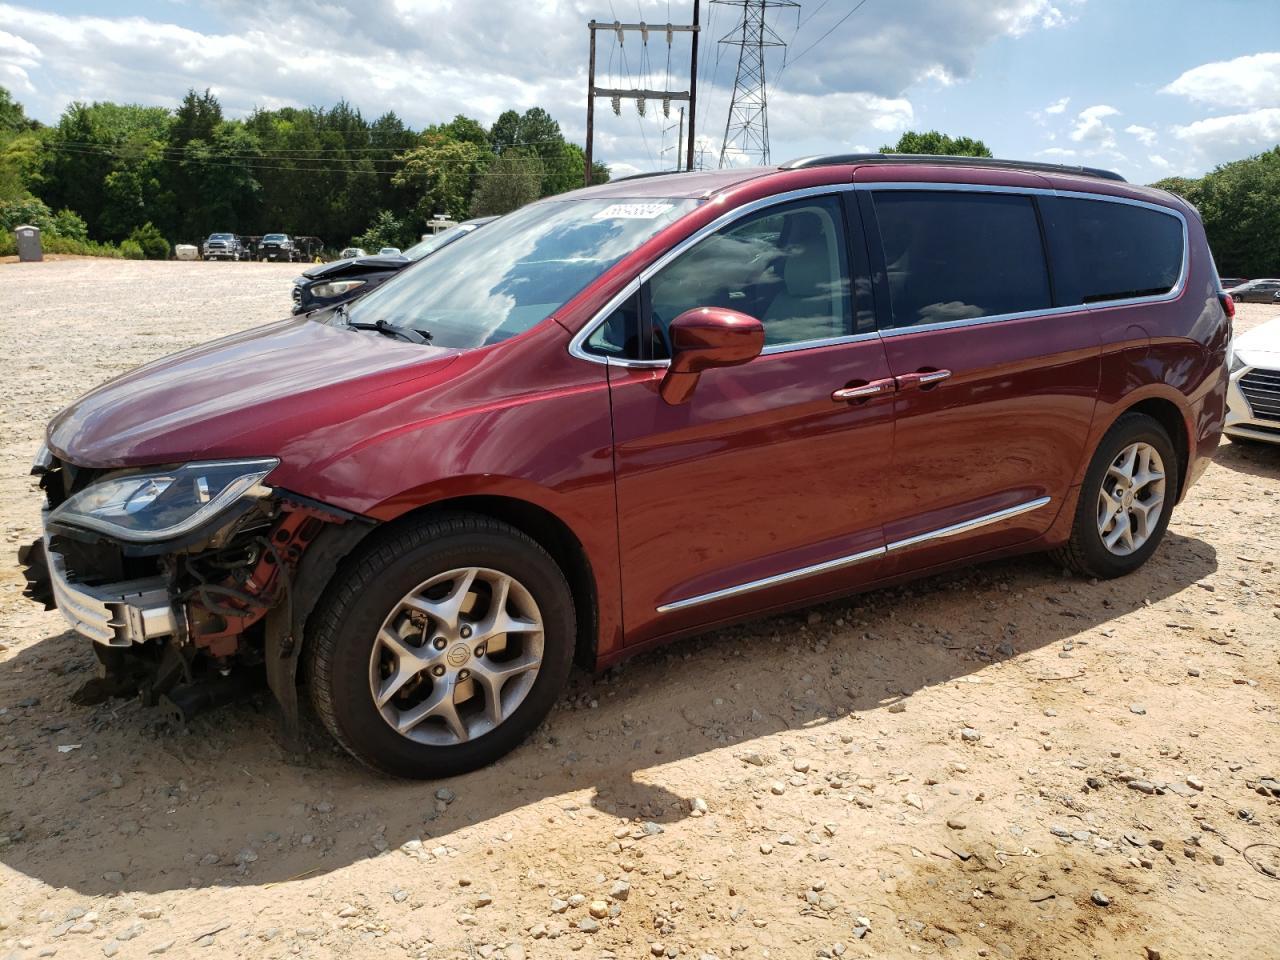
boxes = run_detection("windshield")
[209,234,233,241]
[264,234,287,242]
[402,224,476,262]
[347,197,699,349]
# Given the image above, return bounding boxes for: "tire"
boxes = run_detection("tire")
[306,513,575,778]
[1052,412,1178,579]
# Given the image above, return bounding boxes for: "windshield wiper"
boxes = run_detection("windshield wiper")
[335,304,433,345]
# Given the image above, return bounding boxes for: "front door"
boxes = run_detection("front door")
[594,192,896,645]
[859,187,1101,573]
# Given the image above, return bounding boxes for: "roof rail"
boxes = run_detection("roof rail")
[608,169,698,183]
[779,153,1127,183]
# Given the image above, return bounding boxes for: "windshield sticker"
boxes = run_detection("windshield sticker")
[592,202,676,220]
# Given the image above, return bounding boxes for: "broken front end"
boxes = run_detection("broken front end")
[18,449,368,725]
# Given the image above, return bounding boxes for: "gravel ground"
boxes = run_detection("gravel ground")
[1,260,1279,960]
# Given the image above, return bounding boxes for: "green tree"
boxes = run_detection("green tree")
[880,130,993,158]
[52,208,88,240]
[128,221,170,259]
[0,86,36,134]
[471,153,544,216]
[354,209,411,251]
[393,134,487,221]
[1155,146,1280,277]
[0,193,55,233]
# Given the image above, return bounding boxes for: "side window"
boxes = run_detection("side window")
[871,191,1052,328]
[1044,197,1183,305]
[647,195,854,354]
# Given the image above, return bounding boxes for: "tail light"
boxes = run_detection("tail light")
[1219,292,1236,318]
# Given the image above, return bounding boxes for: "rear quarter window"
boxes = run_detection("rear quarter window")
[1042,196,1184,305]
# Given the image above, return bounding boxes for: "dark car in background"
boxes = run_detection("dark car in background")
[259,233,298,262]
[203,233,245,261]
[1227,278,1280,302]
[291,217,495,314]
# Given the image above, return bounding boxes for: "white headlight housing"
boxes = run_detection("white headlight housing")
[312,279,366,299]
[50,458,278,543]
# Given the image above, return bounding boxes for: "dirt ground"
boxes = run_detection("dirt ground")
[1,259,1278,960]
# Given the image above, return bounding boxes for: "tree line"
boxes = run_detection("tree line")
[0,86,610,257]
[1154,147,1280,279]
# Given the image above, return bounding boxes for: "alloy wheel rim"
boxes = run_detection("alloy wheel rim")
[1096,441,1166,557]
[368,567,544,746]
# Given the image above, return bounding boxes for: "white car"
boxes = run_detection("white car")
[1226,315,1280,444]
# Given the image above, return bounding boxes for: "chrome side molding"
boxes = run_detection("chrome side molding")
[657,496,1051,613]
[656,545,886,614]
[884,496,1051,552]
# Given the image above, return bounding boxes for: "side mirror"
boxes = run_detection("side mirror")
[659,307,765,405]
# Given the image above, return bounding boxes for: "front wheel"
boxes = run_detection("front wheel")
[1052,412,1178,579]
[306,514,575,778]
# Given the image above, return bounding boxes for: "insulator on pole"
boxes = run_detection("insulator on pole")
[611,95,622,116]
[663,97,671,118]
[637,96,646,117]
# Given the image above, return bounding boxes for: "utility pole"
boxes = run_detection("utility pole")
[662,107,686,171]
[584,5,701,185]
[713,0,798,168]
[687,0,699,173]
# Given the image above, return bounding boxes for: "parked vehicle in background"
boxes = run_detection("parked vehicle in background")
[173,244,199,261]
[19,155,1228,779]
[378,246,402,257]
[292,218,495,314]
[1226,278,1280,302]
[338,247,367,260]
[1226,314,1280,445]
[1218,277,1247,289]
[259,233,297,262]
[203,233,245,261]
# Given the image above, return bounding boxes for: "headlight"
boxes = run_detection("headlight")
[1229,348,1245,375]
[49,458,278,543]
[311,279,366,299]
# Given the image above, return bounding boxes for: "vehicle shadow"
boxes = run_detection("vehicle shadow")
[0,532,1217,895]
[1212,436,1280,480]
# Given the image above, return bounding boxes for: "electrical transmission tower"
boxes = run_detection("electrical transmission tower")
[713,0,798,168]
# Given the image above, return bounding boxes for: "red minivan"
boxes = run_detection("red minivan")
[20,155,1229,777]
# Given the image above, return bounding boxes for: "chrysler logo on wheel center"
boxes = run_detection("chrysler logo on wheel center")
[447,644,470,668]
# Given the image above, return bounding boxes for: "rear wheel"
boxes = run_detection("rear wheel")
[1052,412,1177,579]
[306,514,575,778]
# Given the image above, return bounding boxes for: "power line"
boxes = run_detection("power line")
[782,0,872,72]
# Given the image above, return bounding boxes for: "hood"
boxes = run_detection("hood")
[303,255,408,280]
[1236,316,1280,361]
[48,316,460,469]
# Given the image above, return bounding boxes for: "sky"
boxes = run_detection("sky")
[1,0,1278,185]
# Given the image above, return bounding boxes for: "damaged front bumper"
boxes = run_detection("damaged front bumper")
[21,523,177,647]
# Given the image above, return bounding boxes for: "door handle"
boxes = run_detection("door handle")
[832,377,896,402]
[896,369,952,391]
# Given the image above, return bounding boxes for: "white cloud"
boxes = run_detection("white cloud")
[1124,124,1157,146]
[1171,107,1280,147]
[1161,52,1280,110]
[1030,95,1070,125]
[1037,147,1077,157]
[1149,154,1171,170]
[1070,104,1120,147]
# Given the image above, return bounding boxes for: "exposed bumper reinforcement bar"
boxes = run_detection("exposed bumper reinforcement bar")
[37,532,176,647]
